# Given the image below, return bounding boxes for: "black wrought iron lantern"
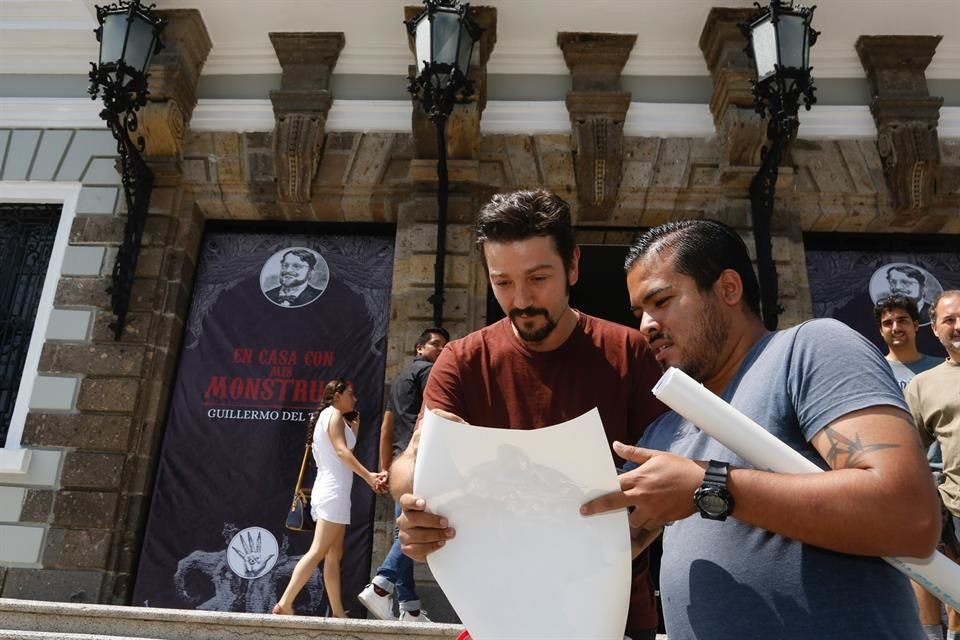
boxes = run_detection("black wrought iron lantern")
[743,0,818,131]
[740,0,818,332]
[405,0,482,327]
[89,1,165,117]
[406,0,482,122]
[88,0,165,340]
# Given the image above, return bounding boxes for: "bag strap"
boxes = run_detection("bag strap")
[293,410,321,493]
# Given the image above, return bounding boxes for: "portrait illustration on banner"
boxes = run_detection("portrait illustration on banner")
[260,247,330,309]
[805,237,960,358]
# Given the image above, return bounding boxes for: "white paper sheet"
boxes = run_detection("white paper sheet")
[414,408,631,640]
[653,366,960,611]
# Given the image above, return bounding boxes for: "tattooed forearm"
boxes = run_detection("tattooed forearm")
[822,427,899,469]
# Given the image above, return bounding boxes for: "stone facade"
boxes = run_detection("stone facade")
[2,8,960,608]
[3,112,960,604]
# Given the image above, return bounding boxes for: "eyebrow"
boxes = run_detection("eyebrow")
[629,284,673,312]
[489,263,556,278]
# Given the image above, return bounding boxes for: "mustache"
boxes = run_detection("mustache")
[509,307,549,320]
[649,331,670,344]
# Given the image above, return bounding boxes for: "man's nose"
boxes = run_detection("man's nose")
[639,312,659,337]
[513,283,533,309]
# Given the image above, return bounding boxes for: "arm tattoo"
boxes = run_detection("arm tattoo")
[822,427,899,469]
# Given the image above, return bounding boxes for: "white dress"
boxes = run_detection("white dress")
[310,406,358,525]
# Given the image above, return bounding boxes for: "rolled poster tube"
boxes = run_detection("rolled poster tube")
[652,366,960,610]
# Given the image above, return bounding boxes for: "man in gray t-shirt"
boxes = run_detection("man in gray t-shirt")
[875,294,943,392]
[582,220,940,640]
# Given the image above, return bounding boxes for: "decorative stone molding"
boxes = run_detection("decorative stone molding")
[558,32,635,221]
[141,10,212,159]
[856,35,943,212]
[698,7,764,167]
[404,5,497,184]
[269,32,344,202]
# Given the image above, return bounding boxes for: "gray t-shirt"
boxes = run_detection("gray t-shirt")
[888,354,943,391]
[639,319,921,640]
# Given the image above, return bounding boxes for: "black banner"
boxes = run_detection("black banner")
[133,229,393,615]
[805,234,960,358]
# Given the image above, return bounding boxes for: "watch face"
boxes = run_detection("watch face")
[699,493,728,516]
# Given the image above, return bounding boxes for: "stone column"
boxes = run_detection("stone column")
[558,32,635,222]
[856,35,944,213]
[269,32,345,209]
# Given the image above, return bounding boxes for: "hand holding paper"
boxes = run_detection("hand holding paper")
[396,493,455,562]
[412,407,631,640]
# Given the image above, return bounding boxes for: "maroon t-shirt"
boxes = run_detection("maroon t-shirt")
[422,312,666,630]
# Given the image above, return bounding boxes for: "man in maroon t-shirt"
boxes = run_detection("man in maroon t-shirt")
[389,189,665,639]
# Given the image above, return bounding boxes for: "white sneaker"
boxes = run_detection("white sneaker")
[400,609,432,623]
[358,583,396,620]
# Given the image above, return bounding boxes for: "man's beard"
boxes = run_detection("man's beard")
[940,332,960,355]
[672,296,730,382]
[280,274,307,288]
[508,306,558,343]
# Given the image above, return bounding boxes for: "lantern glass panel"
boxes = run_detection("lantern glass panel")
[456,22,474,73]
[751,16,778,81]
[414,14,431,74]
[431,10,461,68]
[125,12,158,74]
[99,12,128,66]
[776,13,807,71]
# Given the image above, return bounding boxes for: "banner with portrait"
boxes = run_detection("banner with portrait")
[805,234,960,358]
[133,228,394,615]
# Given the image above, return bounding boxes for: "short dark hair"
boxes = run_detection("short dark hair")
[931,289,960,325]
[475,190,577,272]
[873,295,920,325]
[282,249,317,270]
[415,327,450,349]
[886,265,925,289]
[624,219,762,318]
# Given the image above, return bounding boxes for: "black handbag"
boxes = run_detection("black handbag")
[285,412,319,532]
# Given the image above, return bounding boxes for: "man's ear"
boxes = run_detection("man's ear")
[714,269,744,308]
[568,245,581,288]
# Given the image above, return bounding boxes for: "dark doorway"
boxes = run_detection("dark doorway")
[485,244,639,329]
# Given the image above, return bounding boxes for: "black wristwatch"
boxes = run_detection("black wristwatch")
[693,460,734,521]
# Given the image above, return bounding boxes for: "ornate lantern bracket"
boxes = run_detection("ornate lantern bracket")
[88,0,165,340]
[740,0,818,330]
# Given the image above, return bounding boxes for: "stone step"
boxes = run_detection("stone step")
[0,597,668,640]
[0,633,163,640]
[0,598,463,640]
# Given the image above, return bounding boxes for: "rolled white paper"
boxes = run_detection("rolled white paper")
[652,366,960,611]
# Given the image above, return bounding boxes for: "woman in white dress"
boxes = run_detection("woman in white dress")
[274,379,385,617]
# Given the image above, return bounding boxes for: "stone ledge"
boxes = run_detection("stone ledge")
[0,598,669,639]
[0,598,463,640]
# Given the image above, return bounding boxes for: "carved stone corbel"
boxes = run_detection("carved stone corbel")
[141,10,212,160]
[856,35,943,213]
[558,32,635,221]
[269,32,344,202]
[699,8,765,168]
[405,5,497,184]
